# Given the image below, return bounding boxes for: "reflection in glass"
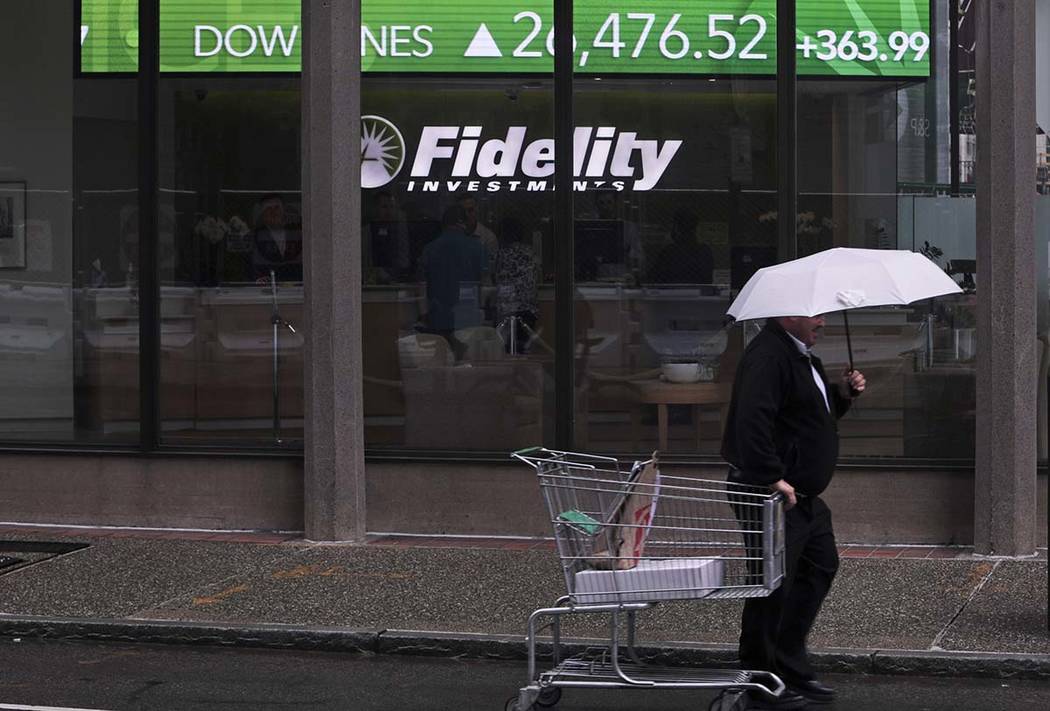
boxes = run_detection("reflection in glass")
[361,78,556,451]
[572,78,775,454]
[793,6,974,459]
[157,80,303,446]
[0,0,139,443]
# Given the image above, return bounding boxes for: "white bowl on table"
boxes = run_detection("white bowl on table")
[661,362,702,383]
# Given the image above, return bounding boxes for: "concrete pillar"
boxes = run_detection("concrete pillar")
[975,0,1037,556]
[301,0,365,541]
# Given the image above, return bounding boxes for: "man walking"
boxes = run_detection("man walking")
[721,315,865,709]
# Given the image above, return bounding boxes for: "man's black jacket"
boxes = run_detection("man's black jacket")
[720,320,851,496]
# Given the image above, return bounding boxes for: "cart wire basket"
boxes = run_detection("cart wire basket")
[506,447,787,711]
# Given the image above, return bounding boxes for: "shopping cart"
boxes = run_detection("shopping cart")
[506,448,787,711]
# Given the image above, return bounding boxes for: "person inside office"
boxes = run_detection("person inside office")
[647,208,714,285]
[494,215,539,354]
[363,190,410,284]
[418,203,488,361]
[251,193,303,284]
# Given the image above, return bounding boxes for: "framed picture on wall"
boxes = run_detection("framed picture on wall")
[0,181,27,269]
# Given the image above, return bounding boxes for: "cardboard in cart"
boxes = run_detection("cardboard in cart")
[589,455,660,570]
[573,556,725,604]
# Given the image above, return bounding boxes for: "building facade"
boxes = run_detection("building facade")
[0,1,1044,552]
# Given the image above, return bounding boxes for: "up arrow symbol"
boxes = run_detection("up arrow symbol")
[464,23,502,57]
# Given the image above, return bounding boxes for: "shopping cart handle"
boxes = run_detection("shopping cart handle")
[511,446,545,456]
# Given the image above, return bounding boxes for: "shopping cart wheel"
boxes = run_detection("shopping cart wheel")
[535,686,561,707]
[708,688,750,711]
[504,696,533,711]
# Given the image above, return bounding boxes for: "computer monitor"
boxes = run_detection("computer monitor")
[574,219,625,281]
[947,258,976,292]
[730,246,777,291]
[946,259,976,275]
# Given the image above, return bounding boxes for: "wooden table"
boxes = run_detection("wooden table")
[629,379,733,452]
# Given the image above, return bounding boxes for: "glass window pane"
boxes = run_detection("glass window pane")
[361,76,556,451]
[0,1,139,444]
[794,0,973,459]
[572,0,775,453]
[158,78,303,446]
[81,0,139,73]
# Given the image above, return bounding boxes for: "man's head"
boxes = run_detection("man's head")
[776,315,826,349]
[374,191,397,222]
[498,216,525,246]
[259,194,286,229]
[456,194,479,232]
[595,190,618,219]
[671,208,699,244]
[441,204,468,230]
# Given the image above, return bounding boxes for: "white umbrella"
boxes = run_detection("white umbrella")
[727,247,963,369]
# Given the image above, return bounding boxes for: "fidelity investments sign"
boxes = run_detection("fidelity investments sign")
[362,116,682,193]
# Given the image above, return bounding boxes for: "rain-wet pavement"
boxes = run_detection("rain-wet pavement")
[0,637,1047,711]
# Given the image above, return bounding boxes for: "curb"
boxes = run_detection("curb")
[0,616,379,654]
[1,615,1048,680]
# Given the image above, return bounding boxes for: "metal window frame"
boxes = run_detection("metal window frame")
[139,0,160,451]
[553,0,575,449]
[777,0,797,262]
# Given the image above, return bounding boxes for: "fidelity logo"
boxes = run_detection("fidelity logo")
[361,116,682,192]
[361,115,406,189]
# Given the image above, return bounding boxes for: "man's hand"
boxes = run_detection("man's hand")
[770,479,797,510]
[840,368,866,398]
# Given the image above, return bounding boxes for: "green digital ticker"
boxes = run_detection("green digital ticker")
[795,0,930,77]
[159,0,301,72]
[78,0,931,78]
[80,0,139,73]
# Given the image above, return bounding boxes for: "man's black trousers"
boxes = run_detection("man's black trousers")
[738,495,839,683]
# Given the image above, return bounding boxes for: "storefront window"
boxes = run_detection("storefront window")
[569,4,771,455]
[157,78,302,446]
[360,76,557,451]
[354,0,979,459]
[792,0,976,459]
[572,77,775,454]
[0,0,140,444]
[0,0,986,461]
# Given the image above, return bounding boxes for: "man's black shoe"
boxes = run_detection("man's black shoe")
[746,689,810,709]
[786,678,836,704]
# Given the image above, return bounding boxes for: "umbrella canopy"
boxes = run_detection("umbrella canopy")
[727,247,962,322]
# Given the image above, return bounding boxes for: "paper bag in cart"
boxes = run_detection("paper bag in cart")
[591,455,660,570]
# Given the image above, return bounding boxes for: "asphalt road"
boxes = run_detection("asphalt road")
[0,638,1045,711]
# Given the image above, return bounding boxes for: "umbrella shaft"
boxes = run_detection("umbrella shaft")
[843,310,854,373]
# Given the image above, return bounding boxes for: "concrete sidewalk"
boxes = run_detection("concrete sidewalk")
[0,525,1047,679]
